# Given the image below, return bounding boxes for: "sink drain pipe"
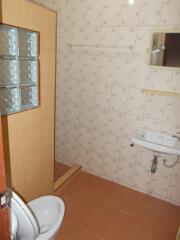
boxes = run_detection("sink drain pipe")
[163,156,180,168]
[130,143,180,173]
[151,154,158,173]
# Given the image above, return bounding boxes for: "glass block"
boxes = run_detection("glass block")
[19,60,38,84]
[21,85,38,109]
[0,24,39,115]
[0,87,19,114]
[0,59,18,86]
[19,31,37,57]
[0,26,17,56]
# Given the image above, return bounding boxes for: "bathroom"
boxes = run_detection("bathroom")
[0,0,180,239]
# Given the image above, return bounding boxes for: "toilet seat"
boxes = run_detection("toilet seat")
[11,191,65,240]
[11,191,39,240]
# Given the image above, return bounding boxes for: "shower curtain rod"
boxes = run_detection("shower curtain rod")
[67,43,133,50]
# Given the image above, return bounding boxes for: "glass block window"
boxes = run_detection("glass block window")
[0,24,39,115]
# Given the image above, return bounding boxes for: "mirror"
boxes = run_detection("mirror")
[150,32,180,68]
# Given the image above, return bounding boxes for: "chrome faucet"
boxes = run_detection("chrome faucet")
[172,132,180,140]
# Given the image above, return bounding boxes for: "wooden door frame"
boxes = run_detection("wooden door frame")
[0,115,10,239]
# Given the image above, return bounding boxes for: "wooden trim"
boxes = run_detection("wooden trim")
[0,117,6,191]
[176,227,180,240]
[0,116,10,240]
[143,88,180,96]
[53,12,58,173]
[54,164,81,191]
[0,22,40,33]
[26,0,57,13]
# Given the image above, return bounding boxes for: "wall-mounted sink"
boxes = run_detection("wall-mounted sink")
[131,129,180,156]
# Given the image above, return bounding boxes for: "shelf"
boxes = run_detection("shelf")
[143,88,180,96]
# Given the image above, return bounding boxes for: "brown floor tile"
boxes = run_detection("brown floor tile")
[54,171,180,240]
[54,162,70,181]
[139,195,180,229]
[55,185,75,208]
[55,220,103,240]
[133,218,178,240]
[104,184,146,215]
[88,205,136,240]
[57,171,121,203]
[64,192,102,228]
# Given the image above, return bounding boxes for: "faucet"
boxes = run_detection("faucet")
[172,132,180,141]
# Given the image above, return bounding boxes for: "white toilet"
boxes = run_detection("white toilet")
[10,191,65,240]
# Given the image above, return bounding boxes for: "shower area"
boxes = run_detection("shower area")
[30,0,180,207]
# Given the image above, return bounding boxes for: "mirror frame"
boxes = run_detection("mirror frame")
[148,29,180,70]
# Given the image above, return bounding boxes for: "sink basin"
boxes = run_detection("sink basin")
[131,129,180,155]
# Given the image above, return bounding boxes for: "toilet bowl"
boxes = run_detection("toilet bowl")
[10,191,65,240]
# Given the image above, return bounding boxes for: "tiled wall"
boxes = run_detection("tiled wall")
[34,0,180,206]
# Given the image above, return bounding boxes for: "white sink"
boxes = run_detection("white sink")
[131,129,180,155]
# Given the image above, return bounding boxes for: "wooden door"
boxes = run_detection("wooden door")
[0,115,10,240]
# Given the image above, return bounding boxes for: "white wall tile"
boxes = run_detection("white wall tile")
[100,0,121,26]
[79,104,93,129]
[160,0,180,25]
[92,130,106,154]
[144,95,167,120]
[103,155,118,181]
[92,107,109,133]
[164,96,180,122]
[139,0,163,26]
[113,58,132,86]
[57,1,72,26]
[130,59,150,88]
[149,173,170,199]
[81,81,96,106]
[167,176,180,205]
[89,151,104,177]
[111,85,128,112]
[127,87,146,116]
[85,0,103,26]
[70,0,87,26]
[132,165,151,192]
[105,134,121,159]
[107,111,124,136]
[148,69,172,91]
[76,148,90,170]
[83,56,98,81]
[96,57,115,84]
[95,83,111,109]
[35,0,180,206]
[78,127,92,150]
[67,79,82,104]
[120,0,141,25]
[117,160,134,185]
[135,26,152,58]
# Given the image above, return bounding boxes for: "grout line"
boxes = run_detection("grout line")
[86,204,104,230]
[66,219,105,240]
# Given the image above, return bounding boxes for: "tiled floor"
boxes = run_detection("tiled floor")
[54,171,180,240]
[54,161,70,181]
